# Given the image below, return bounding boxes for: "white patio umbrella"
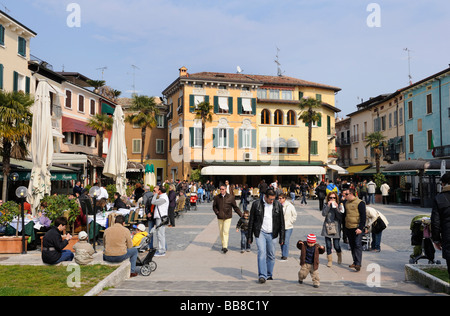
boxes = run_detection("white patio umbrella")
[103,105,127,196]
[27,80,54,216]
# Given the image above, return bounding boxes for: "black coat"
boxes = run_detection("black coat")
[113,197,128,210]
[431,188,450,260]
[41,226,69,264]
[247,199,285,245]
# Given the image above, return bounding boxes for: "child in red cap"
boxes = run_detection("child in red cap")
[297,234,325,288]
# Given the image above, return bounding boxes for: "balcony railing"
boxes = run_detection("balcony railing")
[336,137,351,146]
[433,145,450,158]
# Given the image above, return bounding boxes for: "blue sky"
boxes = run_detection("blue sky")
[2,0,450,116]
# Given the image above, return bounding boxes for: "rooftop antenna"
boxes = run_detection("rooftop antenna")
[0,2,11,13]
[131,64,140,96]
[96,66,107,80]
[404,48,413,85]
[274,46,285,77]
[236,66,244,74]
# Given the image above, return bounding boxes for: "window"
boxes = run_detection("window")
[239,98,253,115]
[274,110,283,125]
[241,129,252,149]
[426,94,432,114]
[287,110,296,125]
[261,109,270,124]
[393,110,398,127]
[316,94,322,101]
[90,99,96,115]
[12,72,29,93]
[311,141,318,155]
[0,24,4,46]
[194,127,202,147]
[399,108,403,124]
[156,139,165,154]
[269,89,279,99]
[427,130,433,151]
[18,37,26,57]
[218,128,228,148]
[281,90,293,100]
[78,95,85,112]
[381,116,386,131]
[408,101,413,119]
[389,113,392,129]
[354,147,358,159]
[257,89,267,99]
[217,96,229,114]
[132,139,142,153]
[408,134,414,153]
[65,90,72,108]
[156,114,165,128]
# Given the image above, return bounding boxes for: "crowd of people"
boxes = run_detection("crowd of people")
[13,172,448,283]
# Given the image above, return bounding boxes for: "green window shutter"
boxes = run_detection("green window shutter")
[228,97,233,114]
[299,91,304,100]
[13,71,18,92]
[189,127,194,147]
[311,141,318,155]
[238,129,243,148]
[18,37,26,57]
[0,64,3,90]
[189,95,195,113]
[25,76,30,94]
[213,96,219,113]
[237,98,242,115]
[212,128,218,148]
[317,113,322,127]
[251,129,257,149]
[228,128,234,148]
[205,95,209,103]
[316,94,322,101]
[252,98,256,115]
[0,25,4,45]
[327,115,331,135]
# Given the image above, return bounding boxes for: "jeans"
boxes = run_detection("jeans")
[290,192,296,202]
[103,248,138,273]
[371,231,382,251]
[147,219,155,249]
[345,228,363,266]
[240,231,250,250]
[281,228,293,258]
[325,237,342,255]
[56,250,74,264]
[155,218,166,254]
[368,193,375,204]
[255,231,277,279]
[301,193,307,204]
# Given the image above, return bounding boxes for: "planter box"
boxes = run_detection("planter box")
[0,236,27,254]
[405,264,450,294]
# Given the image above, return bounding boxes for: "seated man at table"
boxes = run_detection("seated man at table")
[113,192,129,210]
[103,215,138,277]
[42,216,74,265]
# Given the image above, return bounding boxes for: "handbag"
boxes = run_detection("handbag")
[156,205,169,226]
[325,222,337,235]
[372,216,387,234]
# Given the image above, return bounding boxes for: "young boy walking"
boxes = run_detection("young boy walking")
[297,234,325,288]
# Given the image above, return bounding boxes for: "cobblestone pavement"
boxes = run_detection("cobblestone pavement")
[99,199,447,297]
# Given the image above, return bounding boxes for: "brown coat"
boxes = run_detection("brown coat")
[103,223,133,257]
[297,241,325,271]
[213,193,243,220]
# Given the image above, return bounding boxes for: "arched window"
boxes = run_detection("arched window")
[261,109,270,125]
[274,110,283,125]
[287,110,296,125]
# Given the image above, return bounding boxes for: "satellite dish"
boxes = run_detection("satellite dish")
[237,66,243,74]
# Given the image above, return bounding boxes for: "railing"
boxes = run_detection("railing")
[336,137,351,146]
[433,145,450,158]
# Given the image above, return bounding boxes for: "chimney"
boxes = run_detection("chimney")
[179,66,188,77]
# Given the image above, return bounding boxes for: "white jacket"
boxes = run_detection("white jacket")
[282,200,297,230]
[380,183,390,196]
[151,193,169,218]
[367,181,376,194]
[365,206,389,232]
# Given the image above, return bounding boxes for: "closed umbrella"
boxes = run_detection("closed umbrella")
[103,105,127,196]
[27,80,54,216]
[144,164,151,187]
[149,163,156,187]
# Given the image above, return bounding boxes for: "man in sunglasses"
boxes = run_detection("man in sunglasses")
[342,188,366,272]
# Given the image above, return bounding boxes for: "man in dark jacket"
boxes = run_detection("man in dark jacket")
[42,216,74,264]
[248,189,285,283]
[113,192,129,210]
[213,184,243,254]
[431,172,450,278]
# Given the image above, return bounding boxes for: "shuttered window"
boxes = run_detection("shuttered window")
[18,37,26,57]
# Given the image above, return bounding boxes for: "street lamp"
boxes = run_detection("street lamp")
[15,186,28,254]
[89,186,100,252]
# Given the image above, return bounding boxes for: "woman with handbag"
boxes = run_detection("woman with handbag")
[321,191,343,267]
[365,206,389,252]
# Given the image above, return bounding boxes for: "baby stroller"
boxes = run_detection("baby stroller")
[362,233,372,251]
[189,192,198,211]
[409,215,441,265]
[135,232,158,276]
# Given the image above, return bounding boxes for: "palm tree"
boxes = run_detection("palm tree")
[0,91,34,201]
[298,97,322,164]
[193,101,213,166]
[365,131,387,174]
[112,90,122,101]
[124,95,159,164]
[87,113,113,158]
[86,80,106,94]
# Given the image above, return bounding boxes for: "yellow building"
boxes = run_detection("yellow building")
[162,67,342,186]
[0,9,36,93]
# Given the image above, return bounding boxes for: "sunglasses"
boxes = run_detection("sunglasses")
[329,197,337,200]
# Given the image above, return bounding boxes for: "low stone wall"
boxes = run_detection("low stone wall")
[84,261,130,296]
[405,264,449,295]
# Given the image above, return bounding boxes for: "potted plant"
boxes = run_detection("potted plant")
[0,201,24,253]
[373,173,387,203]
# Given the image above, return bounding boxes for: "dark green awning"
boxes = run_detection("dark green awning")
[101,102,115,115]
